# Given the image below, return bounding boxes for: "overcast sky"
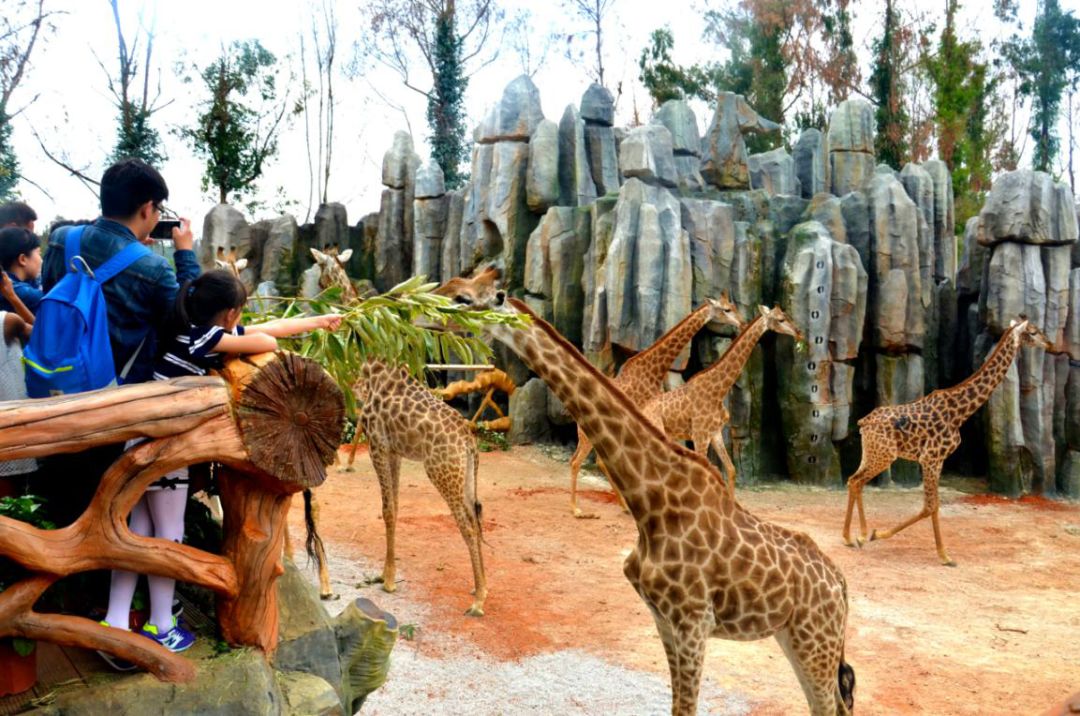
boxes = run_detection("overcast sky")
[6,0,1060,229]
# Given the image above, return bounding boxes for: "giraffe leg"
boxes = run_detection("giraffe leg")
[842,447,893,548]
[650,612,709,716]
[869,460,944,550]
[370,446,402,593]
[306,490,333,599]
[343,424,364,472]
[428,456,487,616]
[711,433,737,497]
[775,624,851,716]
[569,427,596,518]
[596,455,630,514]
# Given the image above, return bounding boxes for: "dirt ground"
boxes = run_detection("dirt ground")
[288,444,1080,715]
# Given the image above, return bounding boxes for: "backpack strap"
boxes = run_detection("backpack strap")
[93,241,152,284]
[64,225,87,272]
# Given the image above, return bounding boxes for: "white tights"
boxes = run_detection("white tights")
[105,482,188,632]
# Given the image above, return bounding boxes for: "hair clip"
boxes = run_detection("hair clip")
[187,285,196,297]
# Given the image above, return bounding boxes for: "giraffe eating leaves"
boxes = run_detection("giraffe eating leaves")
[437,267,856,716]
[842,318,1053,566]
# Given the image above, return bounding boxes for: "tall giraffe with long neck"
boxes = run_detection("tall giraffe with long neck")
[438,268,855,716]
[642,306,803,496]
[569,295,745,517]
[310,247,359,303]
[843,319,1053,565]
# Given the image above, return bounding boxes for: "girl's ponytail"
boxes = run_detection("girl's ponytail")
[169,270,247,331]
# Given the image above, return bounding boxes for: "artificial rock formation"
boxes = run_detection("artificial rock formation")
[701,92,782,189]
[828,99,876,196]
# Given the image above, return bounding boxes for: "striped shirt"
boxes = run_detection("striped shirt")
[152,324,246,381]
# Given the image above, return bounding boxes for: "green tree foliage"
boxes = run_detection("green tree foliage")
[924,0,998,228]
[0,113,16,201]
[1003,0,1080,172]
[0,0,50,200]
[427,10,468,189]
[870,0,908,168]
[247,275,526,417]
[638,27,718,106]
[179,40,291,205]
[105,0,165,166]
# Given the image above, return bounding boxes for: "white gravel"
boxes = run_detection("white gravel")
[294,543,753,716]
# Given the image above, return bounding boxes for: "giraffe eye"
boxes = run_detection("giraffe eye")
[454,295,472,305]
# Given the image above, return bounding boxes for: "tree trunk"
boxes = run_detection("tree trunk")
[0,352,344,681]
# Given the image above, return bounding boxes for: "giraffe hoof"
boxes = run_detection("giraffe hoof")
[573,509,599,520]
[842,537,858,549]
[941,558,957,567]
[868,529,880,542]
[464,605,485,617]
[381,580,397,594]
[320,592,339,601]
[340,466,355,473]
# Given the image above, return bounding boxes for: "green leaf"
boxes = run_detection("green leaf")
[12,638,35,657]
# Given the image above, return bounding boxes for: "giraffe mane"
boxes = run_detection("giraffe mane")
[683,314,767,387]
[619,302,711,372]
[937,320,1023,397]
[506,298,723,476]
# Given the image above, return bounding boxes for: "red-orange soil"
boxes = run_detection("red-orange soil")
[290,445,1080,715]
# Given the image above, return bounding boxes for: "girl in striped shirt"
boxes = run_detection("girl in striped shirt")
[101,269,340,663]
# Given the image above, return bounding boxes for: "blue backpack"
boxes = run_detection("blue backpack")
[24,226,151,397]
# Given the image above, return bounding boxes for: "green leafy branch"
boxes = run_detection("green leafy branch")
[243,275,527,417]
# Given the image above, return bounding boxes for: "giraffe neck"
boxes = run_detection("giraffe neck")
[687,315,769,396]
[323,269,358,302]
[619,304,712,386]
[496,300,718,521]
[945,324,1021,424]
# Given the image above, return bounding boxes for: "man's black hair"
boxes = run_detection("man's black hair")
[99,158,169,219]
[0,227,41,271]
[0,201,37,228]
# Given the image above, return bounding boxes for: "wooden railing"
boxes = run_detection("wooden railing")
[0,352,344,682]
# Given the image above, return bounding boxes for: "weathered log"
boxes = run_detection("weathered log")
[0,351,344,680]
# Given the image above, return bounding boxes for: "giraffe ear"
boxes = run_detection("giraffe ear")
[1009,319,1018,328]
[758,305,768,317]
[310,248,327,263]
[233,258,249,272]
[214,259,227,269]
[337,248,353,263]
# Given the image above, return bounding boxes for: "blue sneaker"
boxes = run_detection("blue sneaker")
[97,621,138,671]
[140,618,195,653]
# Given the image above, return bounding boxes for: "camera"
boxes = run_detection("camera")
[149,219,181,240]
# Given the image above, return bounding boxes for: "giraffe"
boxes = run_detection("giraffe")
[309,247,358,303]
[437,267,855,716]
[842,318,1053,566]
[355,359,487,616]
[214,246,249,276]
[568,294,746,517]
[641,306,803,497]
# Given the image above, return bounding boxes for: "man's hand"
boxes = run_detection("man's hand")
[172,218,195,251]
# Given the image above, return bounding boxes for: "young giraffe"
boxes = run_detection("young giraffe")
[641,306,803,497]
[568,294,746,517]
[355,359,487,616]
[214,246,249,276]
[438,268,855,716]
[843,318,1053,566]
[310,247,359,302]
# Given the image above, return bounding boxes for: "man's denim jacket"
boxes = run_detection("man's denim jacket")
[42,218,200,384]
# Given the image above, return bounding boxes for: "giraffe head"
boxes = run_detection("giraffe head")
[1010,317,1053,351]
[706,292,746,331]
[759,305,804,342]
[214,246,248,277]
[435,265,507,310]
[310,247,355,289]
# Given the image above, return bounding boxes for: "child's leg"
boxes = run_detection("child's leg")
[104,496,152,628]
[145,476,189,633]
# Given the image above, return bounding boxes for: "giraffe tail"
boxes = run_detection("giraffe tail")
[837,578,856,713]
[466,448,487,548]
[303,488,326,571]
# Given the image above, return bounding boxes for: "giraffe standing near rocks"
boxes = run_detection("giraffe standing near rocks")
[568,294,745,517]
[843,318,1053,566]
[642,306,803,497]
[438,268,855,716]
[355,359,487,616]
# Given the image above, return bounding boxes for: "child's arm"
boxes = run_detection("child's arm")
[245,314,342,338]
[3,313,29,344]
[214,332,279,355]
[1,273,34,328]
